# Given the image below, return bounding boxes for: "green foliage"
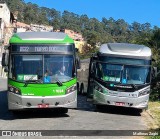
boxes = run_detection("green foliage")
[150,89,160,102]
[6,0,159,47]
[150,74,160,101]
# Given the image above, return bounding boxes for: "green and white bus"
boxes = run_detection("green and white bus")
[2,32,78,113]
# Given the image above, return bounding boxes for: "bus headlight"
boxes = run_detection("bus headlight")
[66,84,77,94]
[8,85,21,95]
[138,89,150,97]
[94,84,103,93]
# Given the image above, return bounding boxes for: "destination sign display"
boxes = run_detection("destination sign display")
[11,45,73,53]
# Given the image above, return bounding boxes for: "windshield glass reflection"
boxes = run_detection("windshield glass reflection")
[95,62,150,85]
[10,55,75,83]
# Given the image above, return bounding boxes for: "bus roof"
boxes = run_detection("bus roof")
[9,32,74,44]
[99,43,152,58]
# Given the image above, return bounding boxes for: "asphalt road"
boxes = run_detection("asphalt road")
[0,78,148,138]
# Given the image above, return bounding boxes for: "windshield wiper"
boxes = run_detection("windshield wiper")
[24,75,34,87]
[55,78,63,86]
[24,75,63,87]
[24,80,42,87]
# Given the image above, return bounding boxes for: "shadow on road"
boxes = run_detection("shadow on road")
[77,94,142,116]
[95,105,142,116]
[10,109,70,120]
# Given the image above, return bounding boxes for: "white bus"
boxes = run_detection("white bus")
[87,43,152,110]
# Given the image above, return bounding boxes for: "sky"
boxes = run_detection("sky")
[24,0,160,27]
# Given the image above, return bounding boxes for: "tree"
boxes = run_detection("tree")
[85,31,101,47]
[80,14,89,30]
[150,29,160,68]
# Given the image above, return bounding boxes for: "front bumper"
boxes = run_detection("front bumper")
[93,91,149,109]
[8,91,77,110]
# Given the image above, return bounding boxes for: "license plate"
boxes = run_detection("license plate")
[115,102,125,106]
[38,104,49,108]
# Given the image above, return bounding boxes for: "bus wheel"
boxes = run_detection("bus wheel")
[60,108,68,114]
[80,83,84,95]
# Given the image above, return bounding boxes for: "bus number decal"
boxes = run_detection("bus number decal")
[53,89,64,93]
[20,47,29,52]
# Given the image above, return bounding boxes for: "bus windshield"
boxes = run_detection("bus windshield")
[95,62,151,85]
[9,55,75,83]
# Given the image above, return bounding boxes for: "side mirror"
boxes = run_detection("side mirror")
[151,67,157,79]
[2,53,9,67]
